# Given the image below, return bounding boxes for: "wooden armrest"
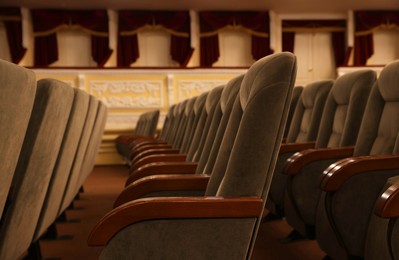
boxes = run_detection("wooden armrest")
[126,162,198,186]
[88,196,263,246]
[279,141,316,154]
[132,154,187,170]
[131,148,180,164]
[374,181,399,218]
[320,154,399,192]
[114,174,210,208]
[133,144,173,153]
[129,137,159,147]
[283,146,354,175]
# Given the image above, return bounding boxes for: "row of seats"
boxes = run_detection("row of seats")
[110,56,399,259]
[0,59,107,259]
[115,109,160,164]
[88,52,298,259]
[265,60,399,259]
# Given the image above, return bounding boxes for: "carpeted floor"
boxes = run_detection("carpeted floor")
[38,165,325,259]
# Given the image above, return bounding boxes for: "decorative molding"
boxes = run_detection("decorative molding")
[105,113,166,130]
[177,80,228,101]
[88,80,164,108]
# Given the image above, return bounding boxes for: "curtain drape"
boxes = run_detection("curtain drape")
[282,20,347,67]
[31,9,112,67]
[199,11,272,67]
[0,8,26,64]
[354,11,399,65]
[118,11,193,67]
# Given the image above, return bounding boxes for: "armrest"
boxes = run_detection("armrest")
[131,148,180,163]
[132,154,187,170]
[126,162,198,186]
[279,141,316,154]
[114,174,210,208]
[374,181,399,218]
[88,196,263,246]
[283,146,354,175]
[320,154,399,192]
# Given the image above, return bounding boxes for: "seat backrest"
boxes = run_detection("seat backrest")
[172,98,193,148]
[145,110,160,137]
[283,86,303,138]
[205,52,297,258]
[286,80,333,143]
[198,75,243,174]
[75,101,108,193]
[187,86,223,162]
[33,88,90,241]
[0,60,36,220]
[0,78,75,260]
[315,70,375,149]
[58,96,99,214]
[158,104,175,141]
[354,60,399,156]
[180,92,208,154]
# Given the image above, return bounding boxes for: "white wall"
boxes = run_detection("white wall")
[367,28,399,65]
[0,23,12,62]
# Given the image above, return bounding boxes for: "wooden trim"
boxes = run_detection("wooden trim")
[279,141,316,154]
[114,174,210,207]
[374,181,399,218]
[88,196,263,246]
[131,153,185,170]
[126,162,198,186]
[130,148,180,165]
[320,154,399,192]
[283,146,354,175]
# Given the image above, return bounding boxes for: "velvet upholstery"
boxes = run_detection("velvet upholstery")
[315,60,399,259]
[88,52,297,259]
[34,88,90,240]
[0,60,36,220]
[266,80,333,217]
[58,96,99,214]
[283,70,375,238]
[0,78,74,260]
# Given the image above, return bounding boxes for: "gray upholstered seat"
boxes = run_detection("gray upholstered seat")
[266,80,333,218]
[33,88,91,242]
[315,60,399,259]
[0,78,75,260]
[87,52,297,260]
[113,75,242,205]
[0,60,36,220]
[282,70,375,239]
[58,96,100,214]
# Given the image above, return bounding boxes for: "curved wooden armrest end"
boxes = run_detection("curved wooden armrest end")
[114,174,210,207]
[88,197,263,246]
[320,154,399,192]
[374,181,399,218]
[283,146,354,175]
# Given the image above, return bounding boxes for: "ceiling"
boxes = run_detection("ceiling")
[1,0,399,13]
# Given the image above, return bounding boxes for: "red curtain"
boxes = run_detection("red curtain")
[118,11,193,67]
[31,9,112,67]
[0,8,26,64]
[199,11,272,67]
[354,11,399,65]
[282,20,347,67]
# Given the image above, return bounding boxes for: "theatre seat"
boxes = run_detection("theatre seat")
[0,60,36,220]
[266,79,333,218]
[315,60,399,259]
[0,78,75,260]
[282,69,375,239]
[114,75,242,206]
[87,52,297,259]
